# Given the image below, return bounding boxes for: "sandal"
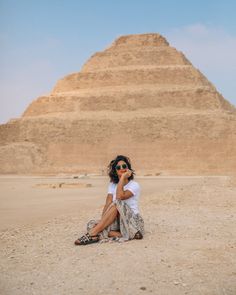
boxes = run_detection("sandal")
[134,231,143,240]
[74,233,99,245]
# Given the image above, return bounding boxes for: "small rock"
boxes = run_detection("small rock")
[174,281,180,285]
[140,286,146,290]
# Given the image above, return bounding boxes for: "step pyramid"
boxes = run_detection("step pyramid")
[0,33,235,175]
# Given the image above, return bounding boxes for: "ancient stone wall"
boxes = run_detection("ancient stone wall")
[0,33,235,174]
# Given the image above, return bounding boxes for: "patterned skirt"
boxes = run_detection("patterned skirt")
[86,200,145,242]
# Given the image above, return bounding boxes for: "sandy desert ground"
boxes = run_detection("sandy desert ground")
[0,175,236,295]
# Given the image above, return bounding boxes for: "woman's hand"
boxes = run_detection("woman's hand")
[121,169,132,179]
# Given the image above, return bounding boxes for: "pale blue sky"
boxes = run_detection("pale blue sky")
[1,0,236,123]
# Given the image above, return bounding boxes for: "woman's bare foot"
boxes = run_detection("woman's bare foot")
[108,231,122,238]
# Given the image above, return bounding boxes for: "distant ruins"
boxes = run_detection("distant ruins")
[0,33,235,175]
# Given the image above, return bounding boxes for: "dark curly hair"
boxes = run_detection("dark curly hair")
[108,155,135,183]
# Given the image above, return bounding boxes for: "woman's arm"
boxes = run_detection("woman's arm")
[101,194,113,216]
[116,172,134,200]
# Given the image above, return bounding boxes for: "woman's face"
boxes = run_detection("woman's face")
[115,160,128,178]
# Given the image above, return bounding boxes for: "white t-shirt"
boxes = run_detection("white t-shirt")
[107,180,141,214]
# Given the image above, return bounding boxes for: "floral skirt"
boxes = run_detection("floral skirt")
[86,200,145,242]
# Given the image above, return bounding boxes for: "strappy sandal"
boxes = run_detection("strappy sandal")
[134,231,143,240]
[74,233,99,245]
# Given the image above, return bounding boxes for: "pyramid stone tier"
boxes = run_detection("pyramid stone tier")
[1,110,236,174]
[23,85,233,117]
[52,66,213,93]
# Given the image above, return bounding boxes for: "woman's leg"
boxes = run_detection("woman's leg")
[89,204,118,236]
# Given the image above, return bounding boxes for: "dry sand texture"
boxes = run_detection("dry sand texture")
[0,175,236,295]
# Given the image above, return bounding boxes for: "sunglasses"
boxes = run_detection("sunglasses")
[115,164,128,170]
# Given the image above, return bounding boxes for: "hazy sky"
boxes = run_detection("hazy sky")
[1,0,236,124]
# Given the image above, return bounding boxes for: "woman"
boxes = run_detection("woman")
[74,155,144,245]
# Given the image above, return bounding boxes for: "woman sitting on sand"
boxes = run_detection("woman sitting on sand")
[74,155,144,245]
